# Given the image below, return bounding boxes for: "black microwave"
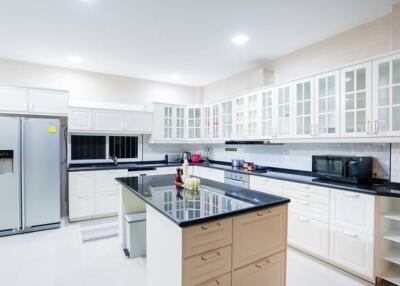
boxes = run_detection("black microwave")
[312,155,373,185]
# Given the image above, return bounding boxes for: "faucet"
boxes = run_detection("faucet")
[109,155,118,166]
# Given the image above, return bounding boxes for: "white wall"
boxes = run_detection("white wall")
[208,143,390,180]
[203,12,395,103]
[0,58,200,106]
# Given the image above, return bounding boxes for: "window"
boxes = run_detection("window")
[71,135,106,160]
[109,136,138,159]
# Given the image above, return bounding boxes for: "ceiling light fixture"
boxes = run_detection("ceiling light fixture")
[68,55,82,64]
[232,34,249,46]
[171,74,182,80]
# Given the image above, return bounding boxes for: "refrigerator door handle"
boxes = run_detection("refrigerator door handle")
[20,118,25,230]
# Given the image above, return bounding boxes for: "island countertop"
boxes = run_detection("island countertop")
[116,174,290,227]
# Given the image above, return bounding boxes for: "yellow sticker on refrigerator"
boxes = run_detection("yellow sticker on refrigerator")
[48,126,57,133]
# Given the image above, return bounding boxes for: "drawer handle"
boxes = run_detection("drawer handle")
[203,279,221,286]
[255,259,271,269]
[298,216,310,222]
[257,210,272,217]
[343,192,360,198]
[201,251,221,261]
[302,193,311,197]
[201,222,221,231]
[302,185,310,189]
[299,200,311,206]
[343,230,359,238]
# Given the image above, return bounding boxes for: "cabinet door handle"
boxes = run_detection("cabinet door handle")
[298,216,310,222]
[343,230,359,238]
[374,120,379,135]
[257,210,272,217]
[203,279,221,286]
[343,192,359,198]
[299,200,311,206]
[255,259,271,269]
[302,193,311,197]
[79,194,88,198]
[201,221,221,231]
[200,251,221,261]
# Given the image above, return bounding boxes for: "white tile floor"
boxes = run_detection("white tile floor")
[0,222,380,286]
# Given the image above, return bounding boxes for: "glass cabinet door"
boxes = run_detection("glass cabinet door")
[373,54,400,136]
[212,104,220,139]
[221,101,233,138]
[261,89,274,138]
[293,78,314,137]
[247,94,259,138]
[315,71,340,137]
[163,106,173,139]
[275,84,292,138]
[341,63,372,137]
[234,97,246,138]
[176,107,185,140]
[203,105,211,139]
[187,106,202,139]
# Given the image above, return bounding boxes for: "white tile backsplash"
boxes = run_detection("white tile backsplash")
[391,143,400,183]
[208,143,391,179]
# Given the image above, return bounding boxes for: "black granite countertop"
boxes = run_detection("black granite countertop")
[116,174,290,227]
[69,160,400,198]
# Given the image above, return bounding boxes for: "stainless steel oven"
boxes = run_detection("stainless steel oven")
[224,171,249,188]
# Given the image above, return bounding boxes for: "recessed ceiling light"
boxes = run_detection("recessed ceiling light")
[232,34,249,46]
[68,55,82,64]
[171,74,182,80]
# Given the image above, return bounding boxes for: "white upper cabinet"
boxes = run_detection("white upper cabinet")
[341,63,372,137]
[0,86,28,112]
[212,103,220,139]
[93,109,124,131]
[152,103,186,141]
[234,96,246,139]
[373,54,400,137]
[28,88,68,115]
[69,108,93,130]
[187,106,202,140]
[221,100,233,139]
[315,71,340,137]
[176,106,185,140]
[261,89,275,138]
[293,78,314,138]
[0,85,68,115]
[246,93,260,138]
[203,105,211,140]
[123,111,153,133]
[275,84,292,138]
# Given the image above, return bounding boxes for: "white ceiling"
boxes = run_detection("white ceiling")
[0,0,395,86]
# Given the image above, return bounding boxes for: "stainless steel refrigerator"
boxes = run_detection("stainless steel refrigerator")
[0,116,61,236]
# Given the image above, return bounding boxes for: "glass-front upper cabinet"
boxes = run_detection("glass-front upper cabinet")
[373,53,400,136]
[261,89,275,138]
[315,71,340,137]
[187,106,202,140]
[221,101,233,139]
[341,63,372,137]
[203,105,211,140]
[212,103,220,139]
[176,106,185,140]
[234,96,246,138]
[293,78,314,138]
[163,105,173,139]
[275,84,292,138]
[247,93,259,138]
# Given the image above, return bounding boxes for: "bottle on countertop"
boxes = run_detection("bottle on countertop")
[182,153,189,181]
[175,168,183,185]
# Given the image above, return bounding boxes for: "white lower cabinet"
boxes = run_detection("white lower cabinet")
[249,176,283,196]
[69,169,127,221]
[193,166,224,182]
[69,193,95,221]
[288,213,329,260]
[330,226,374,279]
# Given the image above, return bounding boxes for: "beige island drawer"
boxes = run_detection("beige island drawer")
[232,251,286,286]
[232,205,287,269]
[183,245,232,286]
[197,273,231,286]
[183,218,232,258]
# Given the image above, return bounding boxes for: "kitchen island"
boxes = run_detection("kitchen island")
[117,174,290,286]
